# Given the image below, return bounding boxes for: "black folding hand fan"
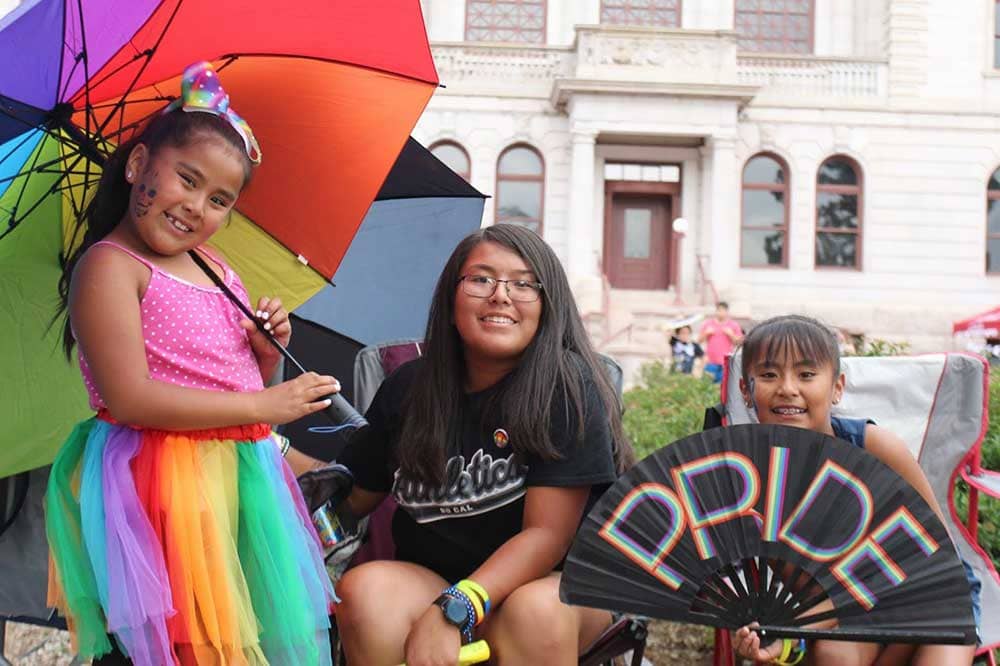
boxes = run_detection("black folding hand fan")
[560,424,977,645]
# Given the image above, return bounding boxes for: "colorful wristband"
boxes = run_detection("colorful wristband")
[275,434,291,457]
[457,578,491,616]
[772,638,806,665]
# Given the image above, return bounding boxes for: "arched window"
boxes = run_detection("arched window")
[988,167,1000,273]
[430,141,471,182]
[495,144,544,233]
[735,0,813,54]
[741,153,789,267]
[466,0,546,44]
[601,0,680,27]
[815,156,862,269]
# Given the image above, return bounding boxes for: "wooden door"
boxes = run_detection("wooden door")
[608,195,671,289]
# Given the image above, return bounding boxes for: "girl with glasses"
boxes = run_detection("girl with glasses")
[332,224,634,665]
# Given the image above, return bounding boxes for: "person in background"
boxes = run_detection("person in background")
[669,325,704,375]
[697,301,743,383]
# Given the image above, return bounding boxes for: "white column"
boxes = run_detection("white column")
[566,129,598,280]
[679,156,700,302]
[704,135,739,294]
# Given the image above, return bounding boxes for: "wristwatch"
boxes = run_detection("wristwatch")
[434,593,470,630]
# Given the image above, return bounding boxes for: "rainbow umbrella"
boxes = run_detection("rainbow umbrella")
[0,0,438,476]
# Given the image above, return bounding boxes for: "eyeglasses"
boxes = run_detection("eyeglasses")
[458,275,544,302]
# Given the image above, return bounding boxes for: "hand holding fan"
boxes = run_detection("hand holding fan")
[560,424,977,645]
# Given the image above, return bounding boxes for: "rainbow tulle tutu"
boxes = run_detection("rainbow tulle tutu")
[45,417,335,665]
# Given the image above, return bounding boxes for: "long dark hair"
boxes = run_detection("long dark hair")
[57,110,254,358]
[398,224,632,485]
[739,314,841,387]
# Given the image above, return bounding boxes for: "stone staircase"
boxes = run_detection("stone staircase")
[584,289,715,389]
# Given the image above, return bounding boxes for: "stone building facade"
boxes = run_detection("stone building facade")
[413,0,1000,381]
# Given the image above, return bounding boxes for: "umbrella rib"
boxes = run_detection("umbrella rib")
[89,96,173,111]
[0,130,40,168]
[0,153,76,187]
[1,145,89,239]
[0,103,74,148]
[93,0,185,143]
[58,55,83,104]
[1,145,65,236]
[67,50,151,107]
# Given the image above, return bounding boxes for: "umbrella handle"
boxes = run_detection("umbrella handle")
[187,250,367,430]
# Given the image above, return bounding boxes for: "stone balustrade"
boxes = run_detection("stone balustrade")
[431,28,888,102]
[737,54,888,100]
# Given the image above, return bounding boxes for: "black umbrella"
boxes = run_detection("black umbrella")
[280,138,485,461]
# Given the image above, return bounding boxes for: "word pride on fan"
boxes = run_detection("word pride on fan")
[562,425,975,641]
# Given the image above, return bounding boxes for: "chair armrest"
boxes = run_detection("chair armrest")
[961,467,1000,499]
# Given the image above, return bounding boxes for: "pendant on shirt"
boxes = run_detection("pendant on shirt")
[493,428,509,448]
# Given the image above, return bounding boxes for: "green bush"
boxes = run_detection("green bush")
[622,362,719,461]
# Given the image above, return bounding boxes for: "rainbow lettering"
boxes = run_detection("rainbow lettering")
[831,507,939,610]
[599,483,687,589]
[762,447,790,542]
[672,453,760,559]
[779,460,873,561]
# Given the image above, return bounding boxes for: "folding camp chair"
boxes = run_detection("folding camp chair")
[710,352,1000,665]
[333,339,647,666]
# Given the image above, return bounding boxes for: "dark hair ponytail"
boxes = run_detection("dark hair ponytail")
[57,136,139,358]
[55,110,253,359]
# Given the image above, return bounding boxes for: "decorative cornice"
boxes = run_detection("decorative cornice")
[551,79,759,109]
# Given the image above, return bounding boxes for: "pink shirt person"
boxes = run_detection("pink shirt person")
[698,303,743,366]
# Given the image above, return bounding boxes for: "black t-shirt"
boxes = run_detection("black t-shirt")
[338,358,617,582]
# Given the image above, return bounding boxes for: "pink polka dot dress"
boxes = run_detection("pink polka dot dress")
[78,241,264,407]
[47,240,335,665]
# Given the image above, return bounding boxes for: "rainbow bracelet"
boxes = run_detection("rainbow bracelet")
[771,638,806,665]
[456,579,491,622]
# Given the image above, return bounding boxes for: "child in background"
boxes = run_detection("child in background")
[669,324,704,374]
[47,62,337,665]
[731,314,979,666]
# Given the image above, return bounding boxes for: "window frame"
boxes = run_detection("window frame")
[814,155,863,271]
[987,166,1000,274]
[464,0,547,45]
[599,0,682,28]
[740,151,790,269]
[429,140,472,182]
[995,1,1000,69]
[494,143,545,235]
[734,0,815,55]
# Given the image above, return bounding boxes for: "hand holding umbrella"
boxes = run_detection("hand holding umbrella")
[189,249,366,430]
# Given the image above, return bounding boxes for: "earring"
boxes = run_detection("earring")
[126,170,133,180]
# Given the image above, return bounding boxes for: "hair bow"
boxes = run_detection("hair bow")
[164,61,261,165]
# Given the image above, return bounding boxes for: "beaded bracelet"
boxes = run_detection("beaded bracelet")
[771,638,806,665]
[455,579,491,623]
[442,586,476,643]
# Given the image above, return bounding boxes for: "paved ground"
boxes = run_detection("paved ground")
[3,619,714,665]
[3,623,76,665]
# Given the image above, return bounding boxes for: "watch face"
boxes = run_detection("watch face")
[440,595,468,626]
